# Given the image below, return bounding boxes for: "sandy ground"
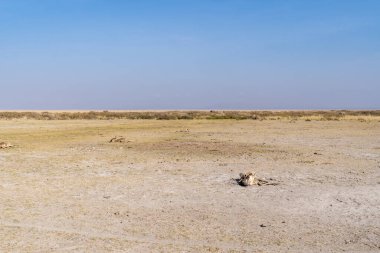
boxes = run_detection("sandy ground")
[0,119,379,252]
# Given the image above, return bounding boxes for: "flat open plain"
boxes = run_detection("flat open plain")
[0,119,379,252]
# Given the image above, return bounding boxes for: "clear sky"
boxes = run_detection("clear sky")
[0,0,379,110]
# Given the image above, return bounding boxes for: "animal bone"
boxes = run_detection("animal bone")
[238,172,279,186]
[238,172,257,186]
[109,136,126,143]
[0,142,13,149]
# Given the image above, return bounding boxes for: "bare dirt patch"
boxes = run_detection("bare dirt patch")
[0,119,379,252]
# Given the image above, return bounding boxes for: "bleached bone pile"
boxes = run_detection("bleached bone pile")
[0,142,13,149]
[238,172,279,186]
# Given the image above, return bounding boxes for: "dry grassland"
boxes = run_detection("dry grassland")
[0,110,379,121]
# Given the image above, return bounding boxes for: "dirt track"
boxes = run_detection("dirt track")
[0,119,379,252]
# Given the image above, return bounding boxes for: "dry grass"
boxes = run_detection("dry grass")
[0,110,379,121]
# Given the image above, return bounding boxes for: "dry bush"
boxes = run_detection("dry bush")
[0,110,379,121]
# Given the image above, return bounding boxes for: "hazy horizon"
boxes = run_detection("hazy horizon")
[1,0,379,110]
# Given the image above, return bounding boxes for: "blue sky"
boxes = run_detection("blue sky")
[0,0,379,109]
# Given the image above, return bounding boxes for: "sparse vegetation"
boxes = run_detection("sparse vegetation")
[0,110,379,121]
